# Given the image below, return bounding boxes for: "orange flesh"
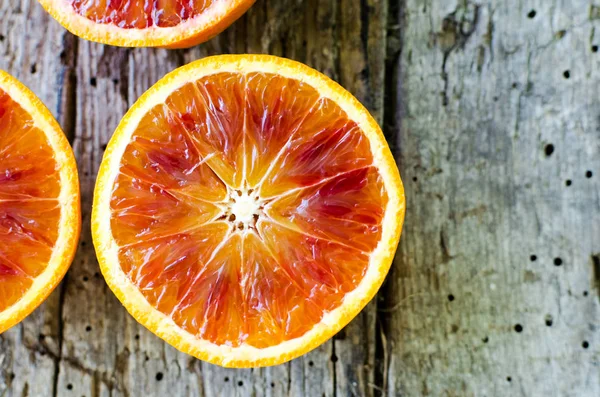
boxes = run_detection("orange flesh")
[0,89,61,312]
[110,72,388,347]
[69,0,214,29]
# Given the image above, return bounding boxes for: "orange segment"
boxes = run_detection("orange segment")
[265,167,387,252]
[92,55,405,368]
[163,75,246,188]
[242,231,323,348]
[118,222,229,316]
[0,71,80,332]
[245,73,321,187]
[172,233,245,346]
[258,98,374,198]
[37,0,256,48]
[258,221,371,316]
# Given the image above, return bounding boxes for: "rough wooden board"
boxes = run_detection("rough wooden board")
[383,0,600,396]
[1,0,598,396]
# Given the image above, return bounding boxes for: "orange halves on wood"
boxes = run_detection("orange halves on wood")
[92,55,405,367]
[0,70,80,333]
[37,0,255,48]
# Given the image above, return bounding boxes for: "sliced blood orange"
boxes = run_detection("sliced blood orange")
[37,0,255,48]
[92,55,405,367]
[0,71,80,333]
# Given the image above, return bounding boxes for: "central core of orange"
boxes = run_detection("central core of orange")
[221,188,264,231]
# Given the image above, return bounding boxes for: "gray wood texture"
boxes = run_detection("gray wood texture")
[0,0,598,396]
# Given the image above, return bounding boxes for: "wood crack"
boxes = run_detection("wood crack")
[51,274,68,397]
[374,0,404,395]
[438,2,480,106]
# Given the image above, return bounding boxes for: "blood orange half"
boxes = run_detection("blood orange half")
[92,55,405,367]
[0,71,80,333]
[37,0,255,48]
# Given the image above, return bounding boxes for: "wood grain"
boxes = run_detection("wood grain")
[383,1,600,396]
[1,0,598,396]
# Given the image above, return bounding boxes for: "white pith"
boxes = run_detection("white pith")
[223,187,263,230]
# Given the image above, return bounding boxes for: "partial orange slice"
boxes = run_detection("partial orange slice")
[0,71,80,333]
[92,55,405,367]
[37,0,255,48]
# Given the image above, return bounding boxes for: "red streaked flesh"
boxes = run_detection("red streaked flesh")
[69,0,214,29]
[0,89,61,312]
[110,72,389,347]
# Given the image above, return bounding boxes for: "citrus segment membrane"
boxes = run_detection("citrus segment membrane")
[0,88,61,312]
[69,0,214,29]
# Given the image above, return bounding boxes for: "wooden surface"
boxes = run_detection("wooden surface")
[0,0,599,396]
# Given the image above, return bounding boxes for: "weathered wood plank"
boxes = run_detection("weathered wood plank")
[384,0,600,395]
[4,0,597,396]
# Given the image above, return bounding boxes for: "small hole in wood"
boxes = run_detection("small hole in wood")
[583,291,589,297]
[554,257,563,267]
[83,276,88,282]
[582,341,589,349]
[9,373,15,380]
[545,315,553,327]
[81,241,86,247]
[507,377,512,382]
[94,272,101,279]
[308,360,314,367]
[155,372,163,381]
[67,384,73,390]
[238,381,243,386]
[563,70,570,79]
[412,176,418,182]
[544,144,554,157]
[514,324,523,333]
[30,63,37,74]
[448,294,455,302]
[585,170,593,178]
[101,143,107,151]
[593,45,599,53]
[565,179,572,186]
[512,82,518,89]
[112,79,119,85]
[90,77,97,87]
[271,382,275,388]
[482,336,489,343]
[530,255,537,262]
[134,334,139,340]
[331,354,338,363]
[527,10,536,18]
[0,34,5,42]
[224,377,229,382]
[85,325,92,332]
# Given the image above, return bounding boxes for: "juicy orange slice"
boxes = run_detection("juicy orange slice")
[37,0,255,48]
[92,55,405,367]
[0,71,80,333]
